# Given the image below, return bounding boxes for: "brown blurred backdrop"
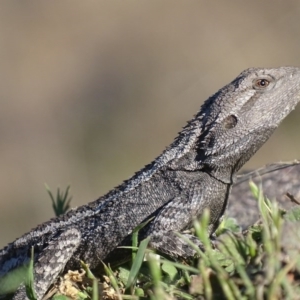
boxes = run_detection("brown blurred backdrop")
[1,1,300,247]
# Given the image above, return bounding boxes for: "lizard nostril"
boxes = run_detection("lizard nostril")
[223,115,238,129]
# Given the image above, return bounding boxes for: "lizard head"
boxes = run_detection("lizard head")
[197,66,300,180]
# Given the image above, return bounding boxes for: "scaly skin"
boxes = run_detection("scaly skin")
[1,67,300,299]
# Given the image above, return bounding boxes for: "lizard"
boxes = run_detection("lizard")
[1,67,300,299]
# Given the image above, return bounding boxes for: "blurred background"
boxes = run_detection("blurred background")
[1,1,300,247]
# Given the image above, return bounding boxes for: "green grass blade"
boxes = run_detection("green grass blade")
[25,247,37,300]
[125,237,150,290]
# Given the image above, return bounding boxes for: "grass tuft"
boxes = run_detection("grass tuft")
[5,182,300,300]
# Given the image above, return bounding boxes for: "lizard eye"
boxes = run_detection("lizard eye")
[223,115,237,129]
[253,78,270,90]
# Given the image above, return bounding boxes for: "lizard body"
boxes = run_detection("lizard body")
[1,67,300,299]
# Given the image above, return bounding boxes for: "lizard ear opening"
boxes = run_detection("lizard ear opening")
[222,115,238,129]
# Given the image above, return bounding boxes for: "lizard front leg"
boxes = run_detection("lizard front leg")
[144,173,227,259]
[12,228,81,300]
[144,192,212,258]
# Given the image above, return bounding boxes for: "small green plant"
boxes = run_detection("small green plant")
[45,184,72,216]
